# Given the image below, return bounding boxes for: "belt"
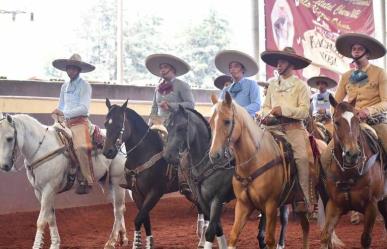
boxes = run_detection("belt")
[65,116,89,127]
[262,116,301,126]
[280,121,304,131]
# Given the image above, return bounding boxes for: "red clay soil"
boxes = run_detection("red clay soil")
[0,197,385,249]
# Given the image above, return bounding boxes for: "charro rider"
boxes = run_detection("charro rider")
[214,50,261,117]
[259,47,314,212]
[51,54,95,194]
[308,75,337,125]
[320,32,387,203]
[145,53,195,195]
[214,74,233,91]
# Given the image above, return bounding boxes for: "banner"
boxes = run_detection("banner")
[264,0,375,81]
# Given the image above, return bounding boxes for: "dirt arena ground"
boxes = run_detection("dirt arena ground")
[0,197,385,249]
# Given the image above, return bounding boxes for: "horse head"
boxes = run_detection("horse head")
[164,105,190,164]
[0,114,17,171]
[209,92,243,162]
[103,98,128,159]
[330,95,363,165]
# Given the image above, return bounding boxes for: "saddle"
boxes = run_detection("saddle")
[268,132,321,207]
[52,122,106,193]
[360,123,386,171]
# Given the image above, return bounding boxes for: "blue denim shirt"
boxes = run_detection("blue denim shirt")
[220,77,261,117]
[58,76,92,119]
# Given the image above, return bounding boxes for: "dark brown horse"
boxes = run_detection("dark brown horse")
[320,95,387,249]
[102,99,205,249]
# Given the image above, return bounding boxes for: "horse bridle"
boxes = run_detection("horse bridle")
[0,116,18,170]
[331,115,367,175]
[114,109,150,156]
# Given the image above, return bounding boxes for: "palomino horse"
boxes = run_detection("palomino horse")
[0,113,128,249]
[209,92,330,249]
[320,96,387,249]
[102,99,205,249]
[163,105,290,249]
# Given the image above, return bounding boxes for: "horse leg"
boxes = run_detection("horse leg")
[257,212,266,249]
[377,197,387,230]
[296,211,309,249]
[197,206,209,248]
[104,185,128,249]
[264,203,278,249]
[320,200,341,249]
[361,202,378,249]
[33,187,59,249]
[228,200,254,249]
[133,189,162,249]
[277,205,289,249]
[204,199,226,249]
[143,214,154,249]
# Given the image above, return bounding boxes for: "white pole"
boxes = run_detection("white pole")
[252,0,259,81]
[116,0,123,84]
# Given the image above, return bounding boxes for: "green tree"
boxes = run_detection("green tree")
[178,10,231,88]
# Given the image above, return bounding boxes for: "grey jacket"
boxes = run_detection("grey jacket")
[150,78,195,119]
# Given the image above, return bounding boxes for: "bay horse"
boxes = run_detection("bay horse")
[320,96,387,249]
[0,113,128,249]
[163,105,290,249]
[102,99,205,249]
[209,92,332,249]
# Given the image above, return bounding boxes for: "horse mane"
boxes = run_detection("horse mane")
[125,107,149,134]
[124,107,163,147]
[13,114,48,130]
[215,101,278,154]
[185,108,212,139]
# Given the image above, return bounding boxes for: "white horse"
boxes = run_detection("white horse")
[0,113,128,249]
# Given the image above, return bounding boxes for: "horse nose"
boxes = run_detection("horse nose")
[344,149,361,162]
[103,149,115,159]
[210,152,222,163]
[1,164,11,171]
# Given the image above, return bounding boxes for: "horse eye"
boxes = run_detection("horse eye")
[334,121,340,127]
[6,137,13,143]
[224,120,231,126]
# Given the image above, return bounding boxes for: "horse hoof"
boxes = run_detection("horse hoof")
[277,245,285,249]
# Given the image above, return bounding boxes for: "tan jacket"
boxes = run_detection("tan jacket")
[335,64,387,115]
[262,75,310,120]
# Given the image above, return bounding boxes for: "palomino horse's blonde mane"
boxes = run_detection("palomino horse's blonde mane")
[214,100,280,155]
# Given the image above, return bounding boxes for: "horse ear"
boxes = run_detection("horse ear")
[178,104,185,113]
[224,91,232,106]
[105,98,112,109]
[6,114,12,124]
[329,94,338,108]
[121,99,128,109]
[349,97,357,107]
[211,94,218,105]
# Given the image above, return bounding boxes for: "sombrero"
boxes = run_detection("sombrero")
[307,76,337,89]
[336,33,386,60]
[215,50,259,77]
[257,81,269,88]
[261,47,311,70]
[214,75,233,90]
[52,54,95,73]
[145,54,190,77]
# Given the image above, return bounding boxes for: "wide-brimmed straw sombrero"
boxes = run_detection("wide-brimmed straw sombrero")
[52,54,95,73]
[257,81,269,88]
[307,76,337,89]
[214,75,233,90]
[261,47,311,70]
[215,50,259,77]
[145,54,190,77]
[336,33,386,60]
